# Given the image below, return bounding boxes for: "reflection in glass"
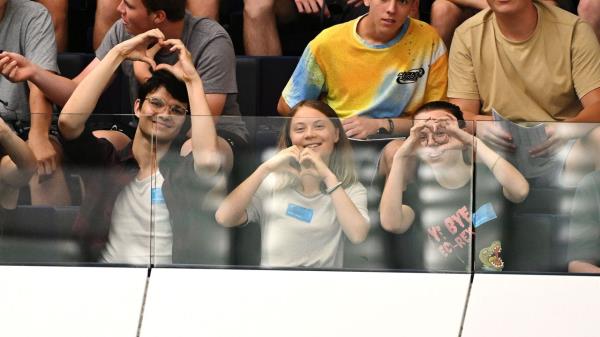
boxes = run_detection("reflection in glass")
[216,101,370,268]
[380,102,529,272]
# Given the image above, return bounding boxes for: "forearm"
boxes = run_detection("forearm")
[59,49,124,139]
[188,78,220,174]
[568,260,600,273]
[28,83,53,138]
[475,138,529,202]
[323,174,369,243]
[379,158,414,233]
[30,68,77,107]
[0,131,36,184]
[215,164,270,227]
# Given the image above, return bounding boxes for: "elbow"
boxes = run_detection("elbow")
[57,116,78,140]
[347,222,370,244]
[214,208,240,228]
[277,97,291,116]
[507,180,529,204]
[380,217,408,235]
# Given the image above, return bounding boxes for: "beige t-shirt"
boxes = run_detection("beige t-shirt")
[448,1,600,122]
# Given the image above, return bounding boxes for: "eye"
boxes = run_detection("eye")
[148,98,165,109]
[171,106,187,116]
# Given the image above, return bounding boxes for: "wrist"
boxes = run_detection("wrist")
[323,172,339,187]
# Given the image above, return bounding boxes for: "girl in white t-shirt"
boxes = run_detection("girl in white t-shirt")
[216,100,370,268]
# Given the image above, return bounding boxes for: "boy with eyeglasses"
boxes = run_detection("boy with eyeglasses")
[58,30,224,263]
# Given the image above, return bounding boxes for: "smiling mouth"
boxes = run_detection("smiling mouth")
[305,143,322,149]
[153,120,173,129]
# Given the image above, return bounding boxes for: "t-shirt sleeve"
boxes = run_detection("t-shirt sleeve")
[448,30,480,100]
[345,183,370,225]
[566,174,600,264]
[571,21,600,99]
[281,45,326,109]
[60,127,118,167]
[24,6,58,73]
[424,37,449,103]
[196,35,238,94]
[96,21,126,60]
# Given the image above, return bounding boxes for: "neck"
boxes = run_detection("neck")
[298,175,322,197]
[157,19,185,40]
[132,130,172,180]
[495,2,538,41]
[430,155,471,189]
[357,14,402,45]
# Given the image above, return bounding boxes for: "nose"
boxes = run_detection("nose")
[386,0,397,13]
[304,126,315,138]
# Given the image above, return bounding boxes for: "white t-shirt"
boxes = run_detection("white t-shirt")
[102,172,173,264]
[247,174,370,268]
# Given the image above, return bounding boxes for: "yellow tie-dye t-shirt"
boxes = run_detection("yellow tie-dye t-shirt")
[282,16,448,119]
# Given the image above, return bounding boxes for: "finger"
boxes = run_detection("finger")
[2,60,16,76]
[345,126,360,138]
[484,133,515,152]
[295,0,307,13]
[148,42,161,55]
[307,0,320,13]
[139,57,157,70]
[530,138,558,157]
[323,3,331,17]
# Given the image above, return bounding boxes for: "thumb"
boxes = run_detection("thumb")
[155,63,175,73]
[140,57,157,70]
[323,4,331,17]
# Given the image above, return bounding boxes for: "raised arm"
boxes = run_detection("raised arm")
[58,29,164,140]
[155,39,221,175]
[379,124,425,234]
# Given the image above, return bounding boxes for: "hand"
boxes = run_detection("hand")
[476,121,515,152]
[155,39,200,83]
[0,52,38,83]
[263,145,303,174]
[27,133,58,176]
[294,0,330,17]
[529,124,567,158]
[115,28,165,69]
[299,147,332,178]
[444,121,475,146]
[342,116,382,139]
[393,122,431,160]
[132,41,161,83]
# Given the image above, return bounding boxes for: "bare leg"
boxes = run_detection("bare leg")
[29,138,71,206]
[37,0,69,52]
[93,0,121,50]
[186,0,220,21]
[578,0,600,42]
[430,0,465,48]
[243,0,282,56]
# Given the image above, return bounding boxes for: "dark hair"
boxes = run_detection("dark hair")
[142,0,186,21]
[137,69,189,106]
[277,100,357,188]
[415,101,466,128]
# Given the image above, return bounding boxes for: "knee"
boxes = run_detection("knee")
[578,0,600,21]
[244,0,276,18]
[431,0,461,22]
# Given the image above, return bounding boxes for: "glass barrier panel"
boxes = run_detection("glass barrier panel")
[153,116,474,273]
[0,113,151,266]
[474,120,600,274]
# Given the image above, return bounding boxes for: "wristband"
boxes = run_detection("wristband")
[326,181,343,194]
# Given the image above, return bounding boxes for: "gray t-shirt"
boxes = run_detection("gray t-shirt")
[0,0,58,122]
[96,13,248,141]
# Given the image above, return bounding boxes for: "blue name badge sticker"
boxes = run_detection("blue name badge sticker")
[151,187,165,204]
[286,203,314,223]
[473,202,498,228]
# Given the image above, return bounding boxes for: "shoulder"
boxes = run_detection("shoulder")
[185,14,232,42]
[310,18,356,49]
[406,18,442,40]
[4,0,52,23]
[455,8,493,36]
[536,0,580,27]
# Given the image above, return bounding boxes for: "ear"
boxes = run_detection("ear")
[152,10,167,25]
[363,0,370,7]
[134,98,142,118]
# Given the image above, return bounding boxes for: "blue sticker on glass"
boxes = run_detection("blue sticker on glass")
[151,187,165,204]
[473,202,497,228]
[286,203,313,223]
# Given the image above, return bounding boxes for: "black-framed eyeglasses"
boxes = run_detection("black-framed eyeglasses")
[143,97,188,116]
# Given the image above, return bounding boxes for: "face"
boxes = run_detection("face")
[413,109,462,163]
[365,0,413,40]
[289,107,340,161]
[135,86,188,143]
[117,0,156,35]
